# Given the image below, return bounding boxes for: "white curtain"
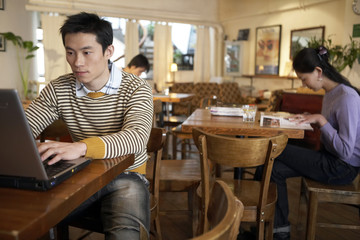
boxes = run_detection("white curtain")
[194,26,216,83]
[41,14,71,82]
[153,23,173,91]
[124,20,139,66]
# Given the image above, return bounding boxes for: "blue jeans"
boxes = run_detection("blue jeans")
[270,144,359,232]
[62,172,150,240]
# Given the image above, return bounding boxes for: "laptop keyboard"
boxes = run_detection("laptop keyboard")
[43,160,75,177]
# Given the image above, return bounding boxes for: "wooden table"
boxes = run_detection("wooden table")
[153,93,194,120]
[0,155,134,240]
[182,109,304,139]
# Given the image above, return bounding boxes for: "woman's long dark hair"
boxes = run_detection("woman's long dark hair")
[293,47,360,95]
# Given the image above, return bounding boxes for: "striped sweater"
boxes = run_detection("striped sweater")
[25,71,154,173]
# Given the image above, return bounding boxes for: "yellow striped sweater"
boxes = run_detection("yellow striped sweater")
[25,71,153,174]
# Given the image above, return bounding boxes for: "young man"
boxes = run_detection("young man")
[25,12,153,239]
[123,54,150,77]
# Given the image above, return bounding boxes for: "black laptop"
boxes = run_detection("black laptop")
[0,89,92,191]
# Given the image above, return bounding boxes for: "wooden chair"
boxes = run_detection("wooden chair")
[146,126,202,237]
[146,149,201,235]
[153,99,164,127]
[192,128,288,240]
[61,128,167,240]
[171,96,217,160]
[190,180,244,240]
[39,119,72,142]
[298,174,360,240]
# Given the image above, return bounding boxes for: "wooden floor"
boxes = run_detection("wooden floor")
[68,136,360,240]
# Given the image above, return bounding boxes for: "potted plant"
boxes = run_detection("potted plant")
[0,32,39,100]
[307,35,360,72]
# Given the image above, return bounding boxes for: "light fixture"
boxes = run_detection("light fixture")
[170,63,178,82]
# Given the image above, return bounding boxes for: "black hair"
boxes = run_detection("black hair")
[127,54,150,73]
[59,12,113,54]
[293,47,360,95]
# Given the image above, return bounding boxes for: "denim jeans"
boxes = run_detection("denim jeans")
[61,171,150,240]
[269,144,359,231]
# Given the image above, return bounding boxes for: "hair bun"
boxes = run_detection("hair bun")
[317,46,329,61]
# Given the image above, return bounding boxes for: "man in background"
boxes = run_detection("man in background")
[123,53,150,77]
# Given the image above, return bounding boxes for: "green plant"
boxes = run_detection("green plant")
[0,32,39,99]
[307,35,360,72]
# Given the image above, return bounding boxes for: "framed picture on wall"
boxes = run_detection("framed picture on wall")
[0,35,5,52]
[0,0,4,10]
[237,29,250,41]
[290,26,325,59]
[224,41,243,76]
[255,25,281,75]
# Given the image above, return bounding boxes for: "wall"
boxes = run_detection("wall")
[219,0,360,95]
[1,0,359,96]
[0,0,37,95]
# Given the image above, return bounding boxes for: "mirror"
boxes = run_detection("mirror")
[290,26,325,59]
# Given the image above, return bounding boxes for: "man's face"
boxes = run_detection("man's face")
[64,32,113,90]
[128,66,147,77]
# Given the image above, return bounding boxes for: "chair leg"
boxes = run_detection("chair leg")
[55,222,69,240]
[266,219,274,240]
[154,211,162,240]
[296,178,306,232]
[172,132,178,160]
[257,219,265,240]
[181,139,187,159]
[306,191,319,240]
[192,188,202,237]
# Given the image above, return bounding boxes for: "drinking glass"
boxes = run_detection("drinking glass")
[242,105,257,122]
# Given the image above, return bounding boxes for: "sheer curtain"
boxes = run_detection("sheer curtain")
[124,20,139,66]
[153,23,173,91]
[194,26,217,83]
[41,14,71,82]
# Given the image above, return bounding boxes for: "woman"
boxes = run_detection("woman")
[271,47,360,240]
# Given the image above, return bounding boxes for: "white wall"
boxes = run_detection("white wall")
[1,0,359,96]
[0,0,37,94]
[219,0,360,94]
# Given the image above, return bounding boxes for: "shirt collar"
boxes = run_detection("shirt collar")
[76,62,122,97]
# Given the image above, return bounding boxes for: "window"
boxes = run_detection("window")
[172,23,196,70]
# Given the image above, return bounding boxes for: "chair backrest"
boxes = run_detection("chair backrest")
[192,127,288,233]
[153,99,163,127]
[190,180,244,240]
[147,128,167,200]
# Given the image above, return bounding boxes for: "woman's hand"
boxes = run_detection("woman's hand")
[289,113,327,128]
[37,141,87,165]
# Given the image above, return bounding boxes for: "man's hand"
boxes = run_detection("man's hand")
[37,141,87,165]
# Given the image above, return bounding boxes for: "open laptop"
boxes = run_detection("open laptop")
[0,89,92,191]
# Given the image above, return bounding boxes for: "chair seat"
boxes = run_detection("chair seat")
[147,159,201,192]
[220,179,277,222]
[304,176,360,198]
[299,174,360,240]
[172,124,193,139]
[163,115,188,127]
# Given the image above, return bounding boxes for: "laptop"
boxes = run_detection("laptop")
[0,89,92,191]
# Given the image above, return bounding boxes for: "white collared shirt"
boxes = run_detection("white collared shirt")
[76,62,122,97]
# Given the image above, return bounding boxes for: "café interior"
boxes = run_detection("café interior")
[0,0,360,240]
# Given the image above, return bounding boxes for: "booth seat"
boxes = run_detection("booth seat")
[170,82,250,116]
